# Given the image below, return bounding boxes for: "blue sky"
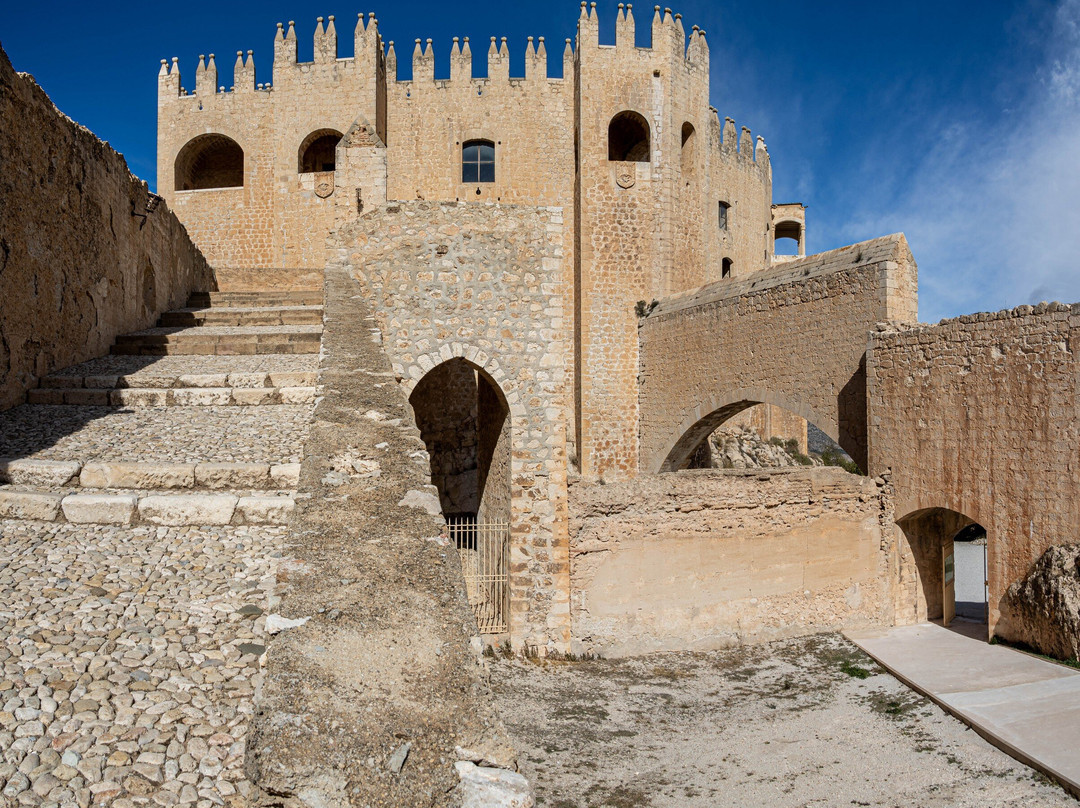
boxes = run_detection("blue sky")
[3,1,1078,322]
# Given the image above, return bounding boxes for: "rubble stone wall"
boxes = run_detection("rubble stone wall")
[0,45,211,412]
[333,200,571,651]
[867,302,1080,636]
[569,468,892,656]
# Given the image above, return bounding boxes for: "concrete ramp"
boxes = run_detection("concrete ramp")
[847,623,1080,798]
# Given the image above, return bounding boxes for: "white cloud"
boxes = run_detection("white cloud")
[829,0,1080,322]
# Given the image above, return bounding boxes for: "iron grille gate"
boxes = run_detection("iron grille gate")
[447,514,509,634]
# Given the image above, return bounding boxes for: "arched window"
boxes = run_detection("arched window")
[774,219,803,256]
[722,258,733,279]
[608,111,650,162]
[174,134,244,191]
[298,129,344,173]
[462,140,495,183]
[680,122,696,177]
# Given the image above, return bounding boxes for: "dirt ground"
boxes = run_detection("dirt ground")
[491,633,1075,808]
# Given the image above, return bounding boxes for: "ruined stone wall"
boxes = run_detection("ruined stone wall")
[0,45,211,412]
[332,200,570,651]
[638,234,919,474]
[867,302,1080,636]
[569,468,892,656]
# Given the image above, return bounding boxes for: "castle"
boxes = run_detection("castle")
[0,4,1078,802]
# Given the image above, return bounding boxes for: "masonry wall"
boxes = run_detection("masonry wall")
[867,302,1080,636]
[332,200,570,651]
[569,468,892,657]
[0,45,211,412]
[638,234,919,475]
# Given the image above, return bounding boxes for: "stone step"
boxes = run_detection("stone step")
[28,385,317,407]
[0,458,301,490]
[0,488,294,526]
[189,290,323,308]
[111,325,322,356]
[158,305,323,328]
[39,369,317,391]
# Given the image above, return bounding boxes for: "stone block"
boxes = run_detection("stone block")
[194,463,271,489]
[138,494,238,526]
[26,389,63,405]
[279,387,317,404]
[61,494,138,525]
[80,462,195,489]
[237,496,295,525]
[83,375,120,389]
[0,491,63,521]
[169,388,232,406]
[231,388,278,406]
[110,389,169,407]
[270,464,302,487]
[268,371,317,388]
[40,376,81,389]
[226,373,269,389]
[0,458,81,486]
[178,373,228,388]
[61,389,110,406]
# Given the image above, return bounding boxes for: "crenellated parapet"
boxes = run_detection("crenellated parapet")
[384,32,571,85]
[575,2,708,73]
[706,109,771,178]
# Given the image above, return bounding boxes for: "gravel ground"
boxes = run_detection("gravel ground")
[0,406,311,465]
[49,355,319,378]
[0,521,282,807]
[493,634,1074,808]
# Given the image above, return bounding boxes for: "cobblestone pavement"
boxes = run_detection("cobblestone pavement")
[0,406,311,465]
[0,521,283,807]
[48,356,319,379]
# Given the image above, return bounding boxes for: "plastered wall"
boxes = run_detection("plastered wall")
[569,468,892,656]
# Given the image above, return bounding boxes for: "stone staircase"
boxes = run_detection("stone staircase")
[0,278,321,804]
[0,284,322,527]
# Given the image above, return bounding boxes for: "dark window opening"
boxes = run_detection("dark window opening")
[681,122,696,177]
[463,140,495,183]
[298,129,344,173]
[608,111,650,162]
[174,134,244,191]
[722,258,733,279]
[718,201,730,230]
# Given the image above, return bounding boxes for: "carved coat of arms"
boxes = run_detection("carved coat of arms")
[616,165,636,189]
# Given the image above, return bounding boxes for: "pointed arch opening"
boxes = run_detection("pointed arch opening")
[680,121,696,179]
[298,129,344,173]
[174,134,244,191]
[608,110,651,162]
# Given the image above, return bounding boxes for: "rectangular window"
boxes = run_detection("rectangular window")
[718,201,730,230]
[462,141,495,183]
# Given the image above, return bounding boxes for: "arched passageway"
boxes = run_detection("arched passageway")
[659,395,862,474]
[897,507,989,636]
[409,358,511,633]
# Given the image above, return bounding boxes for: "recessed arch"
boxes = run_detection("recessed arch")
[298,128,344,173]
[174,134,244,191]
[608,111,651,162]
[774,218,803,257]
[680,122,696,177]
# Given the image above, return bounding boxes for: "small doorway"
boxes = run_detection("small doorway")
[951,523,988,624]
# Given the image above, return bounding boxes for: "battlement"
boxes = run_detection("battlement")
[576,2,709,70]
[387,33,573,84]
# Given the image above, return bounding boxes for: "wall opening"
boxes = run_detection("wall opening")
[174,134,244,191]
[660,398,863,475]
[774,219,802,257]
[298,129,344,173]
[608,111,651,162]
[718,201,730,230]
[680,122,696,179]
[462,139,496,183]
[898,508,989,635]
[409,358,511,633]
[682,403,861,474]
[721,258,733,279]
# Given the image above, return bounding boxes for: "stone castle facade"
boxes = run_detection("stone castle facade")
[156,3,806,482]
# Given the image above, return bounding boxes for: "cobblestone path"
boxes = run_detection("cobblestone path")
[0,284,321,806]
